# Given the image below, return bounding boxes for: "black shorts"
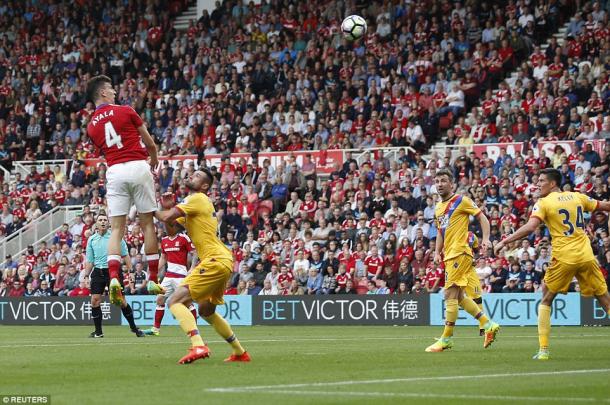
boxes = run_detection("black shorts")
[90,268,110,295]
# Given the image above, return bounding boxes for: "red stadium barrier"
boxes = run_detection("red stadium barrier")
[84,150,345,174]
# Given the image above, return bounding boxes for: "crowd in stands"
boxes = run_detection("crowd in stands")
[2,0,610,297]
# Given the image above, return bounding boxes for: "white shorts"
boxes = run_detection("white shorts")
[160,276,184,299]
[106,160,156,216]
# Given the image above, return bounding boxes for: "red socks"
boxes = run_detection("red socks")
[146,254,160,283]
[108,255,121,280]
[154,305,164,329]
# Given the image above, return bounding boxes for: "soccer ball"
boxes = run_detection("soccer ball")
[341,15,367,41]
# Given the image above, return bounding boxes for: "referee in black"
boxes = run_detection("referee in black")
[84,212,144,337]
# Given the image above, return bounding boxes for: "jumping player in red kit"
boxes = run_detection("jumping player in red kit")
[86,75,164,305]
[144,226,198,336]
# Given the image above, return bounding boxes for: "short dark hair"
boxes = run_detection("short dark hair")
[201,168,214,187]
[435,168,454,183]
[86,75,112,102]
[97,211,108,219]
[540,168,561,187]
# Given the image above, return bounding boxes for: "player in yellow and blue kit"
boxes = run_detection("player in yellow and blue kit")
[426,169,500,353]
[496,168,610,360]
[155,168,250,364]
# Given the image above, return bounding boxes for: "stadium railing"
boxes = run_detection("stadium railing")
[13,160,71,179]
[81,146,417,183]
[0,205,83,264]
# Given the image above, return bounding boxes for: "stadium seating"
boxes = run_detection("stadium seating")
[1,0,609,298]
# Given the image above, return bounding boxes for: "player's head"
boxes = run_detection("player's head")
[96,211,109,233]
[434,168,454,199]
[86,75,116,104]
[165,223,178,237]
[538,168,562,197]
[185,168,214,192]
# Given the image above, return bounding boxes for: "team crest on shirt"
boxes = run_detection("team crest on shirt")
[453,262,458,268]
[175,242,179,247]
[437,215,449,228]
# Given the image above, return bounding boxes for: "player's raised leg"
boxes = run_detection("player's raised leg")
[460,290,499,348]
[143,279,197,336]
[465,269,486,336]
[168,285,209,364]
[199,301,249,362]
[465,233,486,335]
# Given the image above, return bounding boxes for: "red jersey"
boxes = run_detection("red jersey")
[364,255,384,277]
[37,248,51,261]
[369,218,386,230]
[87,104,148,167]
[424,267,444,289]
[336,272,351,288]
[26,254,37,267]
[54,189,66,204]
[160,233,194,277]
[69,287,91,297]
[299,200,317,218]
[277,271,294,287]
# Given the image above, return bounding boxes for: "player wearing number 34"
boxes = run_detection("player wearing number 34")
[494,168,610,361]
[86,75,164,306]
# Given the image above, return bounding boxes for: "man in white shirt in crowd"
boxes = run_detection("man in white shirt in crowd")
[437,83,465,117]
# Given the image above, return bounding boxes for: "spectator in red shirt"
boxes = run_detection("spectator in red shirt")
[69,280,91,297]
[8,280,25,297]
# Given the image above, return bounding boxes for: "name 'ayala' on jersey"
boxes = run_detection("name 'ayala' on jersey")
[86,104,148,166]
[90,109,114,126]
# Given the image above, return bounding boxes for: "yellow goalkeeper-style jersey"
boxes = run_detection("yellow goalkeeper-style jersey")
[175,192,233,265]
[435,194,481,260]
[530,191,598,264]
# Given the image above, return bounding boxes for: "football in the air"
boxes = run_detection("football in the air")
[341,15,367,41]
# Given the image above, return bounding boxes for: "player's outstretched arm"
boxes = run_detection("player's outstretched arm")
[595,200,610,212]
[494,217,541,256]
[154,193,184,224]
[476,212,491,251]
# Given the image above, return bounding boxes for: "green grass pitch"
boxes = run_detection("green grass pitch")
[1,326,609,404]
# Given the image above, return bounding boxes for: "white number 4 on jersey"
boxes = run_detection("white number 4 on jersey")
[104,122,124,149]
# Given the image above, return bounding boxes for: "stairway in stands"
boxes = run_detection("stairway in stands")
[174,2,199,31]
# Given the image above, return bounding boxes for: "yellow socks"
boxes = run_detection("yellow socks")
[460,296,489,326]
[476,301,485,329]
[442,299,458,338]
[170,303,204,347]
[538,304,551,349]
[205,312,245,355]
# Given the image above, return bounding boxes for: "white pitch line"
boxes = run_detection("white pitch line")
[206,368,610,392]
[0,333,609,349]
[210,389,610,403]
